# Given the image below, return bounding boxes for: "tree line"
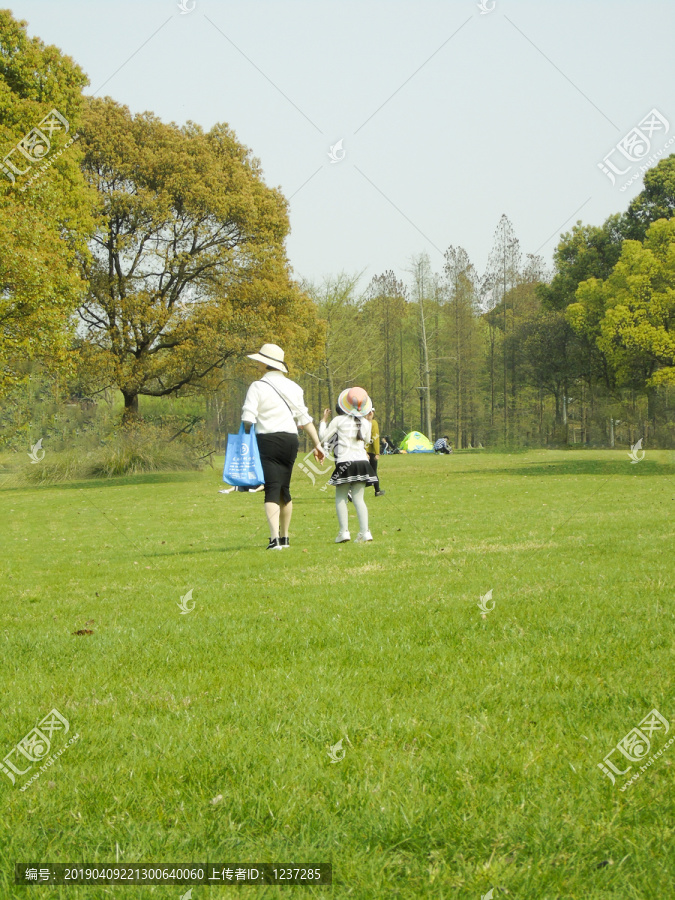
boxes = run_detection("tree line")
[1,10,673,454]
[295,175,675,449]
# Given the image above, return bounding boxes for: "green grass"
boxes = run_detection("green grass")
[1,449,674,899]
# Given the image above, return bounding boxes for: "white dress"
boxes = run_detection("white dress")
[320,415,376,485]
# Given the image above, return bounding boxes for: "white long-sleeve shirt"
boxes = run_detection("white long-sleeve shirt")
[241,371,312,434]
[320,415,371,462]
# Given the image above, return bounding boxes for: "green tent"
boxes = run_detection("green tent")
[399,431,434,453]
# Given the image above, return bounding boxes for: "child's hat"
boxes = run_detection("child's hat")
[337,387,372,418]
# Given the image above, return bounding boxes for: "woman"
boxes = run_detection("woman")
[241,343,324,550]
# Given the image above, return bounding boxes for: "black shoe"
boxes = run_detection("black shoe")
[279,536,290,548]
[266,538,282,550]
[374,490,386,496]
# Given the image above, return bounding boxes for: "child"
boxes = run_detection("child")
[320,387,376,543]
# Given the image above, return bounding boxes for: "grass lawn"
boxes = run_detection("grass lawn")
[1,449,674,899]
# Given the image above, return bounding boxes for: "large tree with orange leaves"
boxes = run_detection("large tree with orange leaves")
[78,98,321,416]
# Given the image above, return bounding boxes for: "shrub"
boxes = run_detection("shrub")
[9,424,203,485]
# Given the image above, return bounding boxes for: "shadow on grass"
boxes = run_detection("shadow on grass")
[1,471,205,492]
[143,544,285,557]
[463,459,673,478]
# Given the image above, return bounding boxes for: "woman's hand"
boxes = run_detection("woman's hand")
[314,445,326,463]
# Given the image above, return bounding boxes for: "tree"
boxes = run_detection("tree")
[304,272,374,412]
[0,11,95,395]
[484,215,521,442]
[622,154,675,241]
[537,216,623,312]
[569,218,675,392]
[78,98,319,417]
[537,215,626,399]
[518,304,577,432]
[409,253,433,438]
[364,271,407,433]
[443,246,479,448]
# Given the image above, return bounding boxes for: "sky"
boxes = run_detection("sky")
[8,0,675,290]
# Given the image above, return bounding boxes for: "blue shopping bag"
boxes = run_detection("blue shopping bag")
[223,424,265,487]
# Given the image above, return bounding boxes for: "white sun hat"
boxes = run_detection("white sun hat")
[246,343,288,373]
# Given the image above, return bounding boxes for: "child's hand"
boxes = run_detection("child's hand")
[322,408,331,422]
[314,446,326,463]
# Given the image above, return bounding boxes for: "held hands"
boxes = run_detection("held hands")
[313,445,326,463]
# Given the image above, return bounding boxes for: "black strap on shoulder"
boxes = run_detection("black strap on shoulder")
[258,379,297,422]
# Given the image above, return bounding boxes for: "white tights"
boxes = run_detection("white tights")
[336,482,369,535]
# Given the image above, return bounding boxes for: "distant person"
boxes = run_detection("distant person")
[321,387,376,543]
[241,343,324,550]
[434,436,452,454]
[364,408,385,496]
[381,435,394,454]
